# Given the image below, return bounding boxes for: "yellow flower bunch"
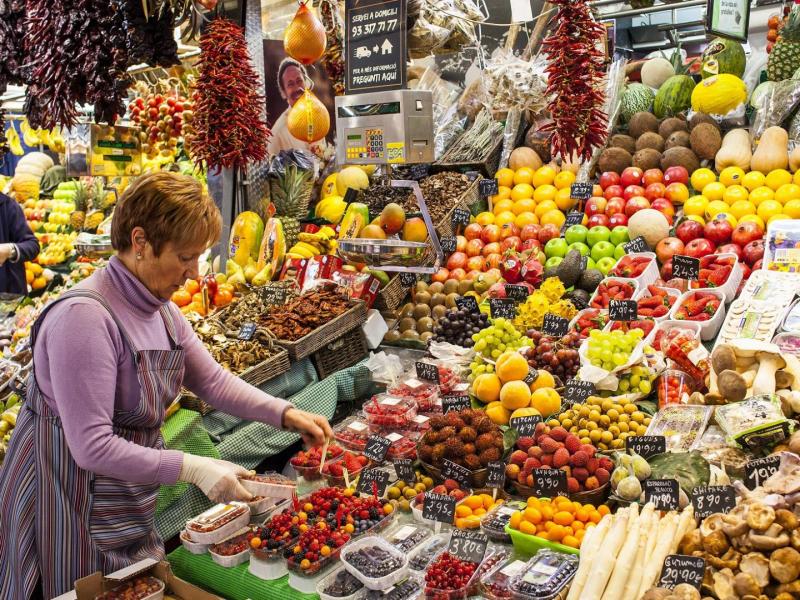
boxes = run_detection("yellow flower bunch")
[513,278,576,331]
[540,277,566,303]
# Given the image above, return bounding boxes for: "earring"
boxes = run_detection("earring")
[136,253,142,260]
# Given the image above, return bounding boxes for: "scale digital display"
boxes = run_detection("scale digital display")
[346,127,385,160]
[337,102,401,118]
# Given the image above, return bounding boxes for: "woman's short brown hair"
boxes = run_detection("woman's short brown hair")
[111,172,222,255]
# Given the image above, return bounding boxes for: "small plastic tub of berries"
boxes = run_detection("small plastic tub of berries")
[209,527,255,568]
[406,414,432,433]
[364,394,418,430]
[480,500,526,543]
[383,522,433,553]
[317,566,366,600]
[507,550,579,600]
[407,533,449,574]
[94,576,165,600]
[384,431,421,461]
[361,575,425,599]
[341,535,409,590]
[388,377,442,413]
[290,444,346,481]
[423,546,509,600]
[185,502,251,545]
[179,529,209,555]
[479,556,529,600]
[334,416,371,452]
[323,452,369,488]
[238,471,296,499]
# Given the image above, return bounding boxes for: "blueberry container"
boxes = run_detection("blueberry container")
[508,550,579,600]
[317,566,366,600]
[480,500,526,543]
[340,535,409,590]
[383,523,432,553]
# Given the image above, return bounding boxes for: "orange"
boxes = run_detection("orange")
[597,505,611,516]
[531,370,556,390]
[571,520,585,531]
[757,199,783,222]
[495,211,517,227]
[523,507,542,524]
[25,269,33,285]
[749,186,775,206]
[492,199,515,215]
[533,184,557,204]
[496,168,515,188]
[775,183,800,204]
[701,182,726,201]
[185,279,201,295]
[683,195,708,217]
[454,517,468,529]
[483,495,497,509]
[213,289,234,307]
[690,168,716,191]
[475,212,495,226]
[540,210,566,229]
[493,186,512,201]
[534,199,558,219]
[562,535,580,549]
[728,200,756,220]
[511,183,535,201]
[783,198,800,219]
[457,504,474,518]
[513,167,535,186]
[738,214,765,230]
[743,171,766,191]
[766,169,793,191]
[554,511,574,526]
[171,290,192,307]
[512,198,536,215]
[719,166,746,187]
[519,520,537,535]
[515,213,538,228]
[554,187,575,212]
[553,170,575,190]
[532,166,557,187]
[530,387,561,417]
[722,185,749,205]
[588,510,602,524]
[575,529,586,541]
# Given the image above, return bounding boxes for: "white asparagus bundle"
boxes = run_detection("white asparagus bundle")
[600,504,643,600]
[566,515,611,600]
[621,509,657,599]
[582,507,631,600]
[637,512,680,598]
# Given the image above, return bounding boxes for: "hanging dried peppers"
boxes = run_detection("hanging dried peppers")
[186,18,270,174]
[539,0,608,162]
[118,0,180,68]
[319,0,346,95]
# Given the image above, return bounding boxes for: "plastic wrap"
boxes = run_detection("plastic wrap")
[499,108,523,170]
[583,57,627,181]
[434,104,468,159]
[752,79,800,140]
[715,394,794,449]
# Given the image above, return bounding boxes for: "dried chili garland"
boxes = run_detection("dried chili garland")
[319,0,345,96]
[539,0,608,162]
[186,18,270,174]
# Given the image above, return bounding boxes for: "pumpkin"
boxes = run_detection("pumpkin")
[715,129,752,172]
[287,90,330,143]
[508,147,542,171]
[691,74,747,116]
[751,126,789,174]
[790,146,800,172]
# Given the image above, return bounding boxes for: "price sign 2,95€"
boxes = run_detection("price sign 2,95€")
[345,0,407,93]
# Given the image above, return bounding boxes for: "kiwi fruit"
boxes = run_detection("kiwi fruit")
[658,117,688,140]
[690,123,722,160]
[401,330,420,341]
[399,303,415,318]
[660,147,700,174]
[432,304,448,319]
[635,132,665,152]
[430,292,446,307]
[457,280,473,295]
[443,280,459,295]
[628,112,659,138]
[598,147,633,174]
[415,281,429,294]
[417,317,434,333]
[610,134,636,154]
[398,317,417,333]
[384,330,401,343]
[412,304,431,319]
[689,112,718,131]
[414,290,431,306]
[445,293,459,308]
[665,131,690,150]
[419,331,434,342]
[633,148,662,171]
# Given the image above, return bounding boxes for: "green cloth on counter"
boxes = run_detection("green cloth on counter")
[168,547,320,600]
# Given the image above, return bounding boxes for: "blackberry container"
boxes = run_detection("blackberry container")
[508,550,579,600]
[340,535,409,590]
[480,500,526,543]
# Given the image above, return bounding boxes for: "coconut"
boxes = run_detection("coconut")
[628,112,659,139]
[509,147,543,171]
[660,147,700,173]
[610,134,636,154]
[689,112,718,131]
[665,130,691,149]
[635,132,665,152]
[633,148,663,171]
[598,147,633,174]
[658,117,688,140]
[690,123,722,160]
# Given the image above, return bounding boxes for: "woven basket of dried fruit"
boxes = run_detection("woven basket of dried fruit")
[373,275,406,312]
[435,176,481,240]
[433,137,503,178]
[311,325,369,380]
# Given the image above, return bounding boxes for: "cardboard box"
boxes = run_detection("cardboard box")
[74,558,222,600]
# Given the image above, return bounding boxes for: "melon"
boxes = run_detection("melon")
[508,147,542,171]
[287,90,329,143]
[620,83,655,123]
[627,209,670,249]
[336,166,370,196]
[228,211,265,267]
[653,75,695,118]
[640,57,675,89]
[700,37,746,79]
[691,74,747,116]
[750,81,775,109]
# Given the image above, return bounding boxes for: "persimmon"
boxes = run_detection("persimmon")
[184,279,201,295]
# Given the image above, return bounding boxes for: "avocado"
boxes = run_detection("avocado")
[578,269,603,293]
[557,250,583,288]
[543,267,561,283]
[566,289,590,310]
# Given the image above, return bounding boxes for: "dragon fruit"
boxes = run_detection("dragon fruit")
[501,254,523,283]
[521,258,544,287]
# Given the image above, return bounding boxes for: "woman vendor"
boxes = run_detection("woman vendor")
[0,172,333,599]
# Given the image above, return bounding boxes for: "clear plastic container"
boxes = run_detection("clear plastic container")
[479,557,529,600]
[569,308,609,338]
[717,297,781,347]
[238,472,296,499]
[588,278,639,310]
[782,297,800,332]
[361,575,424,599]
[689,252,743,303]
[407,533,449,574]
[508,550,579,600]
[610,251,658,288]
[179,530,209,555]
[340,536,409,590]
[652,320,701,354]
[645,404,714,452]
[424,546,509,600]
[604,317,656,347]
[383,523,433,553]
[249,553,288,580]
[290,445,346,481]
[636,284,681,322]
[317,566,365,600]
[773,331,800,356]
[480,501,526,543]
[185,502,250,545]
[407,414,432,432]
[669,288,726,341]
[385,431,421,461]
[388,378,442,414]
[244,496,277,515]
[334,416,371,452]
[363,394,418,431]
[657,369,698,409]
[94,576,165,600]
[715,394,794,449]
[209,528,254,568]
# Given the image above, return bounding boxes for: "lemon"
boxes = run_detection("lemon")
[683,195,708,217]
[705,200,731,220]
[722,185,749,205]
[728,200,756,220]
[533,184,557,204]
[495,168,515,188]
[513,167,535,186]
[742,171,766,191]
[493,199,515,215]
[766,169,793,191]
[719,166,746,187]
[702,181,727,201]
[690,168,716,191]
[495,211,516,227]
[534,199,558,219]
[511,183,535,201]
[738,214,765,230]
[757,199,783,222]
[775,183,800,205]
[784,199,800,219]
[540,210,566,228]
[749,186,775,206]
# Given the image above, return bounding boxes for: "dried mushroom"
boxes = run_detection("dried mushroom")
[702,529,730,555]
[734,572,761,597]
[259,288,353,341]
[749,524,789,551]
[769,547,800,583]
[705,547,741,570]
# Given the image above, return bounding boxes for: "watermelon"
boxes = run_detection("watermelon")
[700,37,746,79]
[620,83,655,122]
[653,75,695,118]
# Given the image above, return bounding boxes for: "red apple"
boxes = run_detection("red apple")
[450,268,467,281]
[664,166,689,185]
[501,236,522,252]
[704,217,733,245]
[593,185,604,198]
[660,259,673,280]
[588,213,610,228]
[599,171,621,189]
[482,242,501,257]
[466,269,482,280]
[655,237,684,264]
[676,220,704,244]
[624,196,650,218]
[520,224,540,241]
[731,221,764,246]
[486,253,503,270]
[585,196,607,216]
[642,168,664,187]
[447,252,468,271]
[605,197,625,216]
[538,224,560,243]
[432,268,450,282]
[481,224,501,244]
[685,238,716,258]
[467,255,486,272]
[500,223,520,240]
[717,243,743,260]
[465,239,484,257]
[620,167,644,187]
[456,235,467,253]
[608,213,628,227]
[644,182,667,201]
[743,239,765,267]
[650,198,675,218]
[520,239,541,253]
[623,185,646,201]
[604,185,624,201]
[464,223,483,241]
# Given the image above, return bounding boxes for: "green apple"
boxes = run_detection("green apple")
[614,244,627,260]
[590,240,615,262]
[586,257,597,270]
[567,242,590,257]
[545,256,563,268]
[609,226,630,246]
[596,256,617,275]
[564,224,588,245]
[586,225,611,247]
[544,237,569,259]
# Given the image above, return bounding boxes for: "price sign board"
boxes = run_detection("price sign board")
[447,529,489,563]
[626,435,666,459]
[623,236,649,254]
[570,183,593,201]
[672,255,700,280]
[658,555,705,590]
[451,208,471,227]
[505,284,529,302]
[415,361,440,383]
[542,313,569,337]
[393,459,415,483]
[442,393,470,414]
[422,492,456,524]
[440,237,457,253]
[691,485,736,519]
[363,435,392,463]
[533,468,567,497]
[486,461,506,489]
[510,414,542,437]
[489,298,516,320]
[345,0,406,93]
[609,299,637,321]
[399,272,417,287]
[523,369,540,386]
[455,295,479,313]
[644,479,680,510]
[357,467,390,496]
[564,379,595,405]
[705,0,750,43]
[409,163,429,180]
[238,322,257,341]
[343,188,360,205]
[745,455,781,490]
[479,179,499,198]
[259,287,287,306]
[561,211,584,233]
[441,459,471,487]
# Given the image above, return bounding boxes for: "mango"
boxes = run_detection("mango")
[379,202,406,235]
[485,401,511,425]
[472,373,501,403]
[360,224,387,239]
[495,351,530,383]
[402,217,427,242]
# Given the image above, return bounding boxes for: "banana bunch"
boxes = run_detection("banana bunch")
[6,124,23,156]
[20,120,41,147]
[48,127,65,153]
[287,226,338,259]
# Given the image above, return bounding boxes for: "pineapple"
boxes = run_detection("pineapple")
[269,165,313,247]
[769,5,800,81]
[85,210,106,232]
[69,184,89,231]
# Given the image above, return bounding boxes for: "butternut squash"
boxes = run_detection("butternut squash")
[715,128,752,172]
[751,126,789,173]
[790,146,800,173]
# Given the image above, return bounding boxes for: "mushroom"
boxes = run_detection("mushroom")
[740,552,771,588]
[774,508,797,531]
[731,339,786,396]
[700,514,726,537]
[769,547,800,583]
[791,528,800,551]
[708,345,737,402]
[749,525,789,551]
[672,583,702,600]
[712,569,737,600]
[746,503,775,531]
[776,370,794,389]
[642,589,672,600]
[680,529,703,554]
[721,514,749,538]
[734,572,761,597]
[688,391,707,405]
[718,369,748,402]
[702,529,730,555]
[706,547,742,570]
[782,353,800,391]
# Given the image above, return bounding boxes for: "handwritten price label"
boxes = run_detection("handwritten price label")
[510,414,542,437]
[422,492,456,524]
[357,468,390,497]
[415,361,440,383]
[609,299,637,321]
[486,461,505,489]
[644,479,680,510]
[479,179,499,197]
[626,435,666,459]
[672,255,700,280]
[441,459,471,487]
[442,393,470,414]
[393,459,415,483]
[489,298,516,320]
[447,529,488,563]
[455,295,479,312]
[542,313,569,337]
[564,379,595,405]
[532,468,567,497]
[505,284,529,302]
[745,455,781,490]
[623,236,649,254]
[363,435,391,463]
[691,485,736,519]
[238,322,257,341]
[658,555,705,590]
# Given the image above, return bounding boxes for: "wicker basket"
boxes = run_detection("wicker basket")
[419,460,489,489]
[272,300,368,361]
[432,137,504,178]
[435,176,482,239]
[373,275,407,312]
[239,347,291,387]
[311,325,369,380]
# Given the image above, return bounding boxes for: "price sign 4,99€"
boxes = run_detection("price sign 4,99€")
[345,0,407,94]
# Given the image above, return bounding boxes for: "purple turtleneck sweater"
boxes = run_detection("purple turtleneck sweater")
[33,256,290,485]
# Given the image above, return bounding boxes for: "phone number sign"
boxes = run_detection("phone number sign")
[345,0,406,93]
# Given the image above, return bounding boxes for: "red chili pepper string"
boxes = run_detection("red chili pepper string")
[187,18,270,175]
[539,0,609,162]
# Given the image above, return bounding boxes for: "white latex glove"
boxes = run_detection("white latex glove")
[179,454,253,503]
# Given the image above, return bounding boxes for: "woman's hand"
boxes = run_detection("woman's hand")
[283,407,333,447]
[179,454,253,503]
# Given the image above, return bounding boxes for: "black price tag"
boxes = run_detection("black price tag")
[486,461,505,489]
[442,393,470,414]
[479,179,499,197]
[564,379,595,405]
[644,479,680,510]
[745,455,781,490]
[343,188,359,204]
[505,284,529,302]
[455,295,479,313]
[561,210,585,234]
[447,529,488,563]
[465,171,480,182]
[523,368,539,386]
[691,485,736,519]
[489,298,516,320]
[409,164,429,180]
[259,286,287,306]
[672,255,700,280]
[422,492,456,524]
[415,361,440,383]
[570,182,593,201]
[609,299,637,321]
[363,435,392,463]
[451,208,471,227]
[658,555,705,590]
[238,322,257,341]
[532,468,567,497]
[393,459,415,483]
[440,237,457,253]
[510,414,542,437]
[399,272,417,287]
[357,467,390,497]
[441,459,471,487]
[580,255,588,271]
[623,236,649,254]
[542,313,569,337]
[626,435,666,459]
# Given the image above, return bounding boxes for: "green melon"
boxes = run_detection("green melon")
[700,37,746,78]
[750,81,775,109]
[653,75,695,118]
[620,83,655,123]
